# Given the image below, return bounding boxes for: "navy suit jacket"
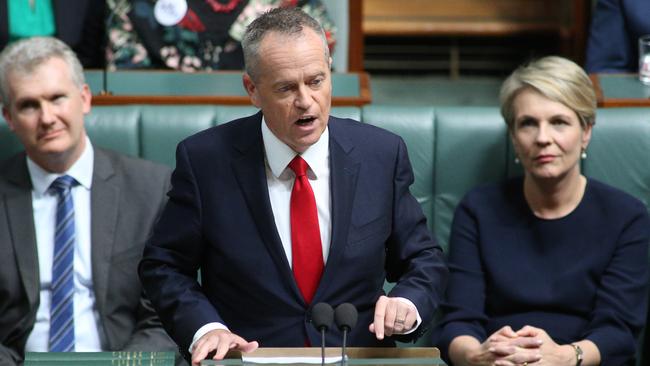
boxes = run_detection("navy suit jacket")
[139,113,447,356]
[585,0,650,73]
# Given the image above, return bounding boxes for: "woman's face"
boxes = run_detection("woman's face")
[510,88,591,181]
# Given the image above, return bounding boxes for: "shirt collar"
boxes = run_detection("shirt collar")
[261,116,329,179]
[27,136,95,195]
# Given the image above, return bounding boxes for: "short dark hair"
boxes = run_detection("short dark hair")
[242,7,329,81]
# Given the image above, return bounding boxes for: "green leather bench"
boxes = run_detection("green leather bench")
[2,105,650,363]
[3,105,648,250]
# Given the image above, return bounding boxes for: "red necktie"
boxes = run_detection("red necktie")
[288,155,324,304]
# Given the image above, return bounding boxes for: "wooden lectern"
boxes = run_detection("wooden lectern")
[202,347,446,366]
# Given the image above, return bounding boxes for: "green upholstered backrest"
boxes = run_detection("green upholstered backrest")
[363,105,436,233]
[433,107,510,252]
[2,105,650,202]
[584,108,650,208]
[139,105,218,166]
[3,106,650,245]
[0,118,23,160]
[86,106,141,158]
[214,106,259,125]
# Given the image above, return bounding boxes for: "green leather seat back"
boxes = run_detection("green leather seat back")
[583,108,650,210]
[433,107,508,252]
[331,106,362,121]
[362,105,436,232]
[85,106,140,157]
[215,106,259,125]
[0,117,24,161]
[141,105,218,167]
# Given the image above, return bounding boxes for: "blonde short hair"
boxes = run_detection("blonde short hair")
[499,56,596,130]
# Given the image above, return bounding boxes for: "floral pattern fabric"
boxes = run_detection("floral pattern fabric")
[107,0,336,71]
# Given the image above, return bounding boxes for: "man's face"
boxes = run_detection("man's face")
[243,28,332,153]
[2,57,91,171]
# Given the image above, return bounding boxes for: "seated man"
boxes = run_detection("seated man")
[0,37,179,365]
[139,7,448,366]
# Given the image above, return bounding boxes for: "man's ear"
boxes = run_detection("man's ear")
[2,106,15,131]
[243,73,261,108]
[80,84,92,114]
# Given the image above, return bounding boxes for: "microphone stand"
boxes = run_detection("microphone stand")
[340,326,349,365]
[334,303,358,366]
[320,324,327,366]
[311,303,334,366]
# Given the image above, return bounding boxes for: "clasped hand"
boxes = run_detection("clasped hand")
[467,325,575,366]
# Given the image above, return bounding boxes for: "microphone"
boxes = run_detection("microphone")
[312,302,334,366]
[334,303,358,365]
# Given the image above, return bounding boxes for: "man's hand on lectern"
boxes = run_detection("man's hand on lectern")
[191,329,259,365]
[369,295,418,339]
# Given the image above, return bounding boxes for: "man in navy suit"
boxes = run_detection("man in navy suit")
[139,7,447,366]
[585,0,650,73]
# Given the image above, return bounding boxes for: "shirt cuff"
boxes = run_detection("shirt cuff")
[189,322,229,353]
[395,297,422,335]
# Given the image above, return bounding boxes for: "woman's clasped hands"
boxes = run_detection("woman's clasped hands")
[460,325,578,366]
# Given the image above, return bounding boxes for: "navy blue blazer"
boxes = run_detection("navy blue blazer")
[585,0,650,73]
[139,112,447,356]
[434,178,650,365]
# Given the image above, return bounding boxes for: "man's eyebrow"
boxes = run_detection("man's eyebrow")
[14,96,37,106]
[271,80,294,88]
[308,71,326,78]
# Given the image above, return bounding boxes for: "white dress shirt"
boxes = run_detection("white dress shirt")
[262,118,332,265]
[25,138,104,351]
[190,118,419,351]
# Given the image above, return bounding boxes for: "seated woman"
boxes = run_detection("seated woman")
[434,56,650,366]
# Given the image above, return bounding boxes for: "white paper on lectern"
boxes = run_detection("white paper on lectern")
[241,355,344,364]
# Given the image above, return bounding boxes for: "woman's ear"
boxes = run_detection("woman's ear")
[581,123,593,149]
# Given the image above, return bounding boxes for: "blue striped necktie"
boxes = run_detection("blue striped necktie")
[48,175,77,352]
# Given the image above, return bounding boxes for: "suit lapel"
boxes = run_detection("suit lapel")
[231,114,299,296]
[315,119,360,300]
[89,149,119,317]
[4,156,40,308]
